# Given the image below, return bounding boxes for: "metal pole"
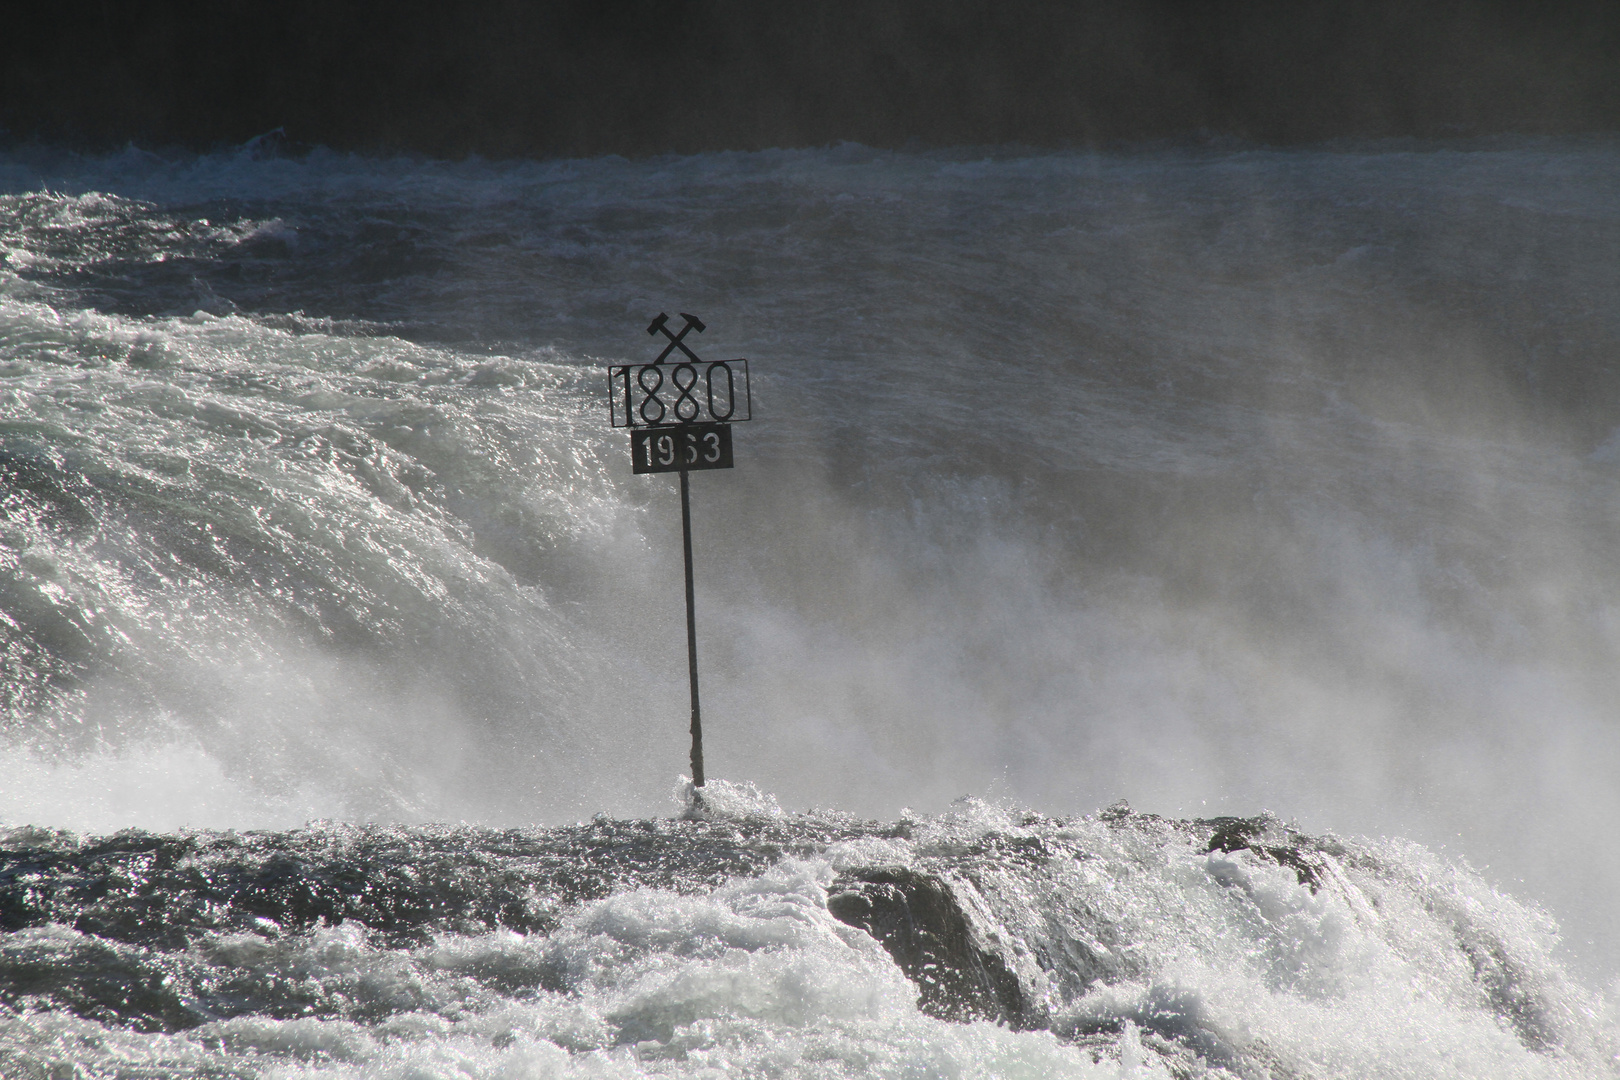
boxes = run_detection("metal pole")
[680,467,705,787]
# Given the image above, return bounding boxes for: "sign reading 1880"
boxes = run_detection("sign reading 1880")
[605,312,752,791]
[608,312,751,476]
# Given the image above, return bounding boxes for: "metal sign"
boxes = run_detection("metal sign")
[606,313,752,791]
[631,422,734,474]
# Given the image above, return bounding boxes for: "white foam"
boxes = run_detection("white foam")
[674,776,786,822]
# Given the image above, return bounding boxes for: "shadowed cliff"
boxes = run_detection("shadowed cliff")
[4,0,1619,157]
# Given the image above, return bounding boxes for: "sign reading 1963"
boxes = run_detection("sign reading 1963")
[605,312,753,795]
[631,422,733,473]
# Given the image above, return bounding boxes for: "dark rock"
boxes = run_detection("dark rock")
[1198,814,1336,891]
[827,866,1031,1027]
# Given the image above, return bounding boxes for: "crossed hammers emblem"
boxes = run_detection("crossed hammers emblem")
[647,312,706,364]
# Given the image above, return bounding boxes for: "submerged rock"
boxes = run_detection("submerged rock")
[827,866,1029,1027]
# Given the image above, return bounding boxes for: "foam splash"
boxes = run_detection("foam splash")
[674,776,787,822]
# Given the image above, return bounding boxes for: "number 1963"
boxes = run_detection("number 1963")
[631,423,734,474]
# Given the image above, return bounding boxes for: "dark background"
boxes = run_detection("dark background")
[4,0,1620,157]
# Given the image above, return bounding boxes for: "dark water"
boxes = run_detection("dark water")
[7,2,1618,155]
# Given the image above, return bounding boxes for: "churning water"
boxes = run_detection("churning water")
[1,138,1618,1076]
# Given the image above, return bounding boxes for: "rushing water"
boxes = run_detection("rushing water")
[1,138,1619,1076]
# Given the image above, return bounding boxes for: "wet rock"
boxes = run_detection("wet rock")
[827,866,1032,1027]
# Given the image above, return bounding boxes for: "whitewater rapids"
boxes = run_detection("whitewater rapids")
[3,786,1618,1078]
